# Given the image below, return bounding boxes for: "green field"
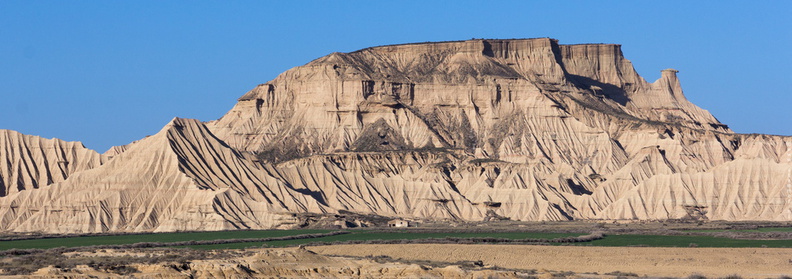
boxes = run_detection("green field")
[0,229,330,250]
[1,230,791,251]
[181,231,582,250]
[579,234,792,248]
[679,227,792,233]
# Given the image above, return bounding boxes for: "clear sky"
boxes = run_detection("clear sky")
[1,1,790,152]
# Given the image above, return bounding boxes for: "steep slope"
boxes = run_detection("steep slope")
[207,38,791,222]
[209,38,728,157]
[0,130,105,197]
[589,135,792,220]
[1,38,789,233]
[0,118,328,233]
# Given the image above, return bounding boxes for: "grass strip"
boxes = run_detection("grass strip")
[179,231,591,249]
[578,234,792,248]
[678,227,792,233]
[0,229,332,251]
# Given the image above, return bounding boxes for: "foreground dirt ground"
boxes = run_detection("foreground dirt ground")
[310,244,792,278]
[6,244,791,278]
[11,247,528,278]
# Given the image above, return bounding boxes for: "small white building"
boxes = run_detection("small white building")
[387,219,409,228]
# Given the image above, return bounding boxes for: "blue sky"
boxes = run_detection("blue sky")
[1,1,790,152]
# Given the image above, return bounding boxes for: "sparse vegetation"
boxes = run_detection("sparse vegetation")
[0,247,221,275]
[605,271,640,277]
[469,158,507,164]
[550,270,576,278]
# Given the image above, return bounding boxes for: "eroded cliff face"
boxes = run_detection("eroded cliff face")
[206,38,789,223]
[0,118,325,233]
[209,39,727,157]
[0,38,790,232]
[0,130,105,197]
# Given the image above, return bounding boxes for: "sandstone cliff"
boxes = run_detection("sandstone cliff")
[1,38,790,232]
[209,39,728,157]
[207,38,790,223]
[0,118,333,233]
[0,130,105,197]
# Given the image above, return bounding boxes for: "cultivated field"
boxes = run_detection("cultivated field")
[0,229,331,250]
[2,221,792,250]
[311,244,792,278]
[0,221,791,277]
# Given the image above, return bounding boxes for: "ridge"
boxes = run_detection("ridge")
[0,118,325,232]
[0,129,106,197]
[348,38,621,54]
[1,38,790,233]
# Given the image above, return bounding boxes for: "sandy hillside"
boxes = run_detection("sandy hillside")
[311,244,792,278]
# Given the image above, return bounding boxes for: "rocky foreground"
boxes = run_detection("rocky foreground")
[5,247,526,278]
[4,245,789,278]
[0,38,790,233]
[312,244,792,278]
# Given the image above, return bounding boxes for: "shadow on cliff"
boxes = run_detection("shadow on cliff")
[568,75,631,106]
[291,188,329,207]
[566,179,592,195]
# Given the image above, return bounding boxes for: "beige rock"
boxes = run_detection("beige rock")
[1,38,790,232]
[0,130,105,197]
[102,136,148,157]
[206,38,789,223]
[0,118,326,233]
[209,39,729,157]
[25,248,525,278]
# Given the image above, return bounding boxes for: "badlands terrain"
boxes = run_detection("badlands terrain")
[0,38,791,233]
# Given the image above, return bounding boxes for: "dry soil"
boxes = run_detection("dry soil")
[310,244,792,278]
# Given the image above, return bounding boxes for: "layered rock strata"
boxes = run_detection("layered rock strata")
[0,119,322,232]
[1,38,790,232]
[207,38,791,223]
[0,130,105,197]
